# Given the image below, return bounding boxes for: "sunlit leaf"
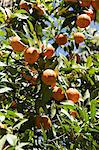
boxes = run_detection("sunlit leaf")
[0,87,12,94]
[7,134,17,146]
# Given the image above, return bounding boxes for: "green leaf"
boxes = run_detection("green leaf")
[87,75,94,85]
[0,116,5,122]
[51,103,56,119]
[88,68,96,75]
[86,56,93,68]
[82,109,89,122]
[60,101,75,110]
[0,62,7,67]
[41,126,47,141]
[83,89,90,100]
[0,135,7,150]
[0,87,12,94]
[0,29,5,36]
[96,10,99,23]
[61,108,74,121]
[6,134,17,146]
[15,142,29,150]
[13,119,28,130]
[27,20,34,33]
[90,100,97,120]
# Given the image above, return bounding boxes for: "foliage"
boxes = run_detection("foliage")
[0,0,99,149]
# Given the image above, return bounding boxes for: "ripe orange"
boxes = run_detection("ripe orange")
[24,47,40,64]
[80,0,91,7]
[43,44,55,59]
[41,69,57,85]
[74,32,85,44]
[52,86,65,102]
[91,0,99,10]
[33,4,45,16]
[19,1,29,12]
[36,115,52,130]
[10,36,27,52]
[66,88,80,103]
[36,115,42,129]
[84,9,95,20]
[55,34,68,45]
[70,110,78,117]
[76,14,91,28]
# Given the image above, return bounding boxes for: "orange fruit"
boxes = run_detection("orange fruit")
[24,47,39,65]
[66,88,80,103]
[12,101,17,109]
[41,69,57,85]
[19,1,29,12]
[33,4,45,16]
[74,32,85,44]
[36,115,52,130]
[80,0,91,7]
[55,34,68,45]
[36,115,42,129]
[84,9,95,20]
[52,86,65,102]
[10,36,27,52]
[70,110,78,117]
[76,14,91,28]
[43,44,55,59]
[91,0,99,10]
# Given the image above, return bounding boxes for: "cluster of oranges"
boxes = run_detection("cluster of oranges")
[10,34,81,129]
[35,87,80,130]
[10,0,96,130]
[64,0,99,45]
[65,0,99,10]
[80,0,99,10]
[75,1,98,29]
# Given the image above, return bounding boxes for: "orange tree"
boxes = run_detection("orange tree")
[0,0,99,149]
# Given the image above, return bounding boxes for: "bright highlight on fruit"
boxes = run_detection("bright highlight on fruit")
[55,34,68,45]
[74,32,85,44]
[84,9,95,20]
[43,44,55,59]
[36,115,52,130]
[52,86,65,102]
[10,36,27,52]
[24,47,40,64]
[41,69,57,85]
[66,88,80,103]
[76,14,91,28]
[70,110,78,118]
[19,1,29,12]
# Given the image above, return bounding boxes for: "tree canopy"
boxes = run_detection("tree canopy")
[0,0,99,149]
